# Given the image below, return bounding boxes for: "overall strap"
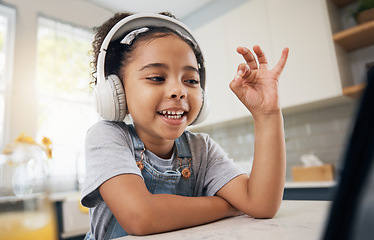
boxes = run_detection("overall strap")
[175,132,192,159]
[127,124,144,150]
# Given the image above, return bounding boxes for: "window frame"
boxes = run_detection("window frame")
[0,3,16,148]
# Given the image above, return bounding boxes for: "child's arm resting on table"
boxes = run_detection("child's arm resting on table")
[99,174,239,236]
[216,45,289,219]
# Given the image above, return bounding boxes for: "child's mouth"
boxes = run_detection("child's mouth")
[157,110,186,120]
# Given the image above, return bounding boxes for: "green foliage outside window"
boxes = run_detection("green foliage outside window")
[36,19,92,101]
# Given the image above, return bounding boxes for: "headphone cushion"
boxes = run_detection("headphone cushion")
[94,74,126,122]
[191,89,210,125]
[107,75,126,121]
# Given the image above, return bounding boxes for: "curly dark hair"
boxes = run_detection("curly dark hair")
[90,12,204,87]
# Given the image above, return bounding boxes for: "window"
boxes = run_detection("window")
[0,4,15,149]
[36,16,97,190]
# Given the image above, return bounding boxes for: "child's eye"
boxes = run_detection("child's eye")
[147,76,165,82]
[185,79,200,85]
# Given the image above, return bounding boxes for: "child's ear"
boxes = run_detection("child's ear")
[190,89,210,125]
[94,74,127,122]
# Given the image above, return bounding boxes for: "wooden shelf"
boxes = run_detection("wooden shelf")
[331,0,356,8]
[333,20,374,51]
[331,0,369,98]
[342,82,367,98]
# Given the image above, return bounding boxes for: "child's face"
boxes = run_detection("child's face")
[123,34,203,144]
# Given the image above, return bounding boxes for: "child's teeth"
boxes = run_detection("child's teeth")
[163,111,184,115]
[159,110,185,119]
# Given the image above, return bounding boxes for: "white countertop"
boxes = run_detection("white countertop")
[49,191,81,202]
[118,200,331,240]
[284,181,336,188]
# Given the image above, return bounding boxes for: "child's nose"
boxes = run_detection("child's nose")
[170,93,186,99]
[168,82,186,99]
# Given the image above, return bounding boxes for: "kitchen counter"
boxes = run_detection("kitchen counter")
[284,181,336,188]
[283,181,336,200]
[118,200,331,240]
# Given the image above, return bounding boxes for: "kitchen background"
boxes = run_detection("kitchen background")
[1,0,373,239]
[193,99,358,180]
[0,0,373,191]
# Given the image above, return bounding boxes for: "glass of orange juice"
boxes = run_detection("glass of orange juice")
[0,144,57,240]
[0,194,57,240]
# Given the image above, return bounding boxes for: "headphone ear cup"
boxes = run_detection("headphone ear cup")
[190,89,210,125]
[109,75,127,121]
[94,74,127,122]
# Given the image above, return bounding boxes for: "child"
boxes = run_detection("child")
[81,11,289,239]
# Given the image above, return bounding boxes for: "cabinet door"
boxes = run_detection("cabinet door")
[194,0,271,126]
[266,0,343,108]
[194,17,233,126]
[223,0,272,121]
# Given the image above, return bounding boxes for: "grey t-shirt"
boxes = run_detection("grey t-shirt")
[81,120,247,239]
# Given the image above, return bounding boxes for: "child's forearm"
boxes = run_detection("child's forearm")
[248,110,286,216]
[100,174,238,236]
[139,194,238,235]
[216,110,286,218]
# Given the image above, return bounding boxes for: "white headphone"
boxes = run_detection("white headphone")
[94,13,209,125]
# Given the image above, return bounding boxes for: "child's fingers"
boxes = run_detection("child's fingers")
[253,45,268,69]
[237,46,258,70]
[272,47,289,76]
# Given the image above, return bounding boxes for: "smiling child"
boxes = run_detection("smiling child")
[81,11,289,239]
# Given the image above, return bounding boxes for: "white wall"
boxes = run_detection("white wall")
[187,0,348,127]
[3,0,113,142]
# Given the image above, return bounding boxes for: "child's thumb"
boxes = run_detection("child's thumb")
[229,73,242,94]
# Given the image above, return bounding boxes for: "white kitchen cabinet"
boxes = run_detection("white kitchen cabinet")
[192,0,349,127]
[194,17,234,126]
[52,192,90,239]
[194,0,271,126]
[265,0,345,109]
[222,0,274,120]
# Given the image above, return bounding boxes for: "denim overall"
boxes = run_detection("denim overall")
[85,125,195,239]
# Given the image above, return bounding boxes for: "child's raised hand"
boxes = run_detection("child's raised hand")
[229,45,289,117]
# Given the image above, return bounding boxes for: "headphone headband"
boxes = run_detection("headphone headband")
[97,13,206,89]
